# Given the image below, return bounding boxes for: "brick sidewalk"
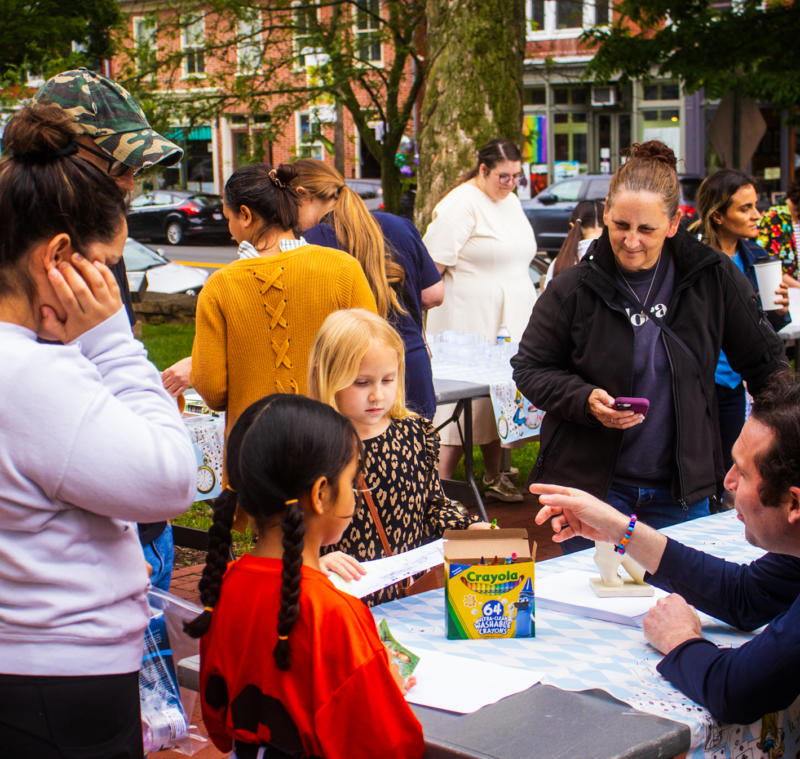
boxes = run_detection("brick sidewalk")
[163,490,560,758]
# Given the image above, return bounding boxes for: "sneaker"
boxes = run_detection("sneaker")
[501,466,519,484]
[483,473,523,502]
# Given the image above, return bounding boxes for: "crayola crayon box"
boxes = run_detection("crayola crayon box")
[443,528,536,640]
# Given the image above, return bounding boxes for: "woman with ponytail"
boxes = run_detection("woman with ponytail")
[292,159,442,420]
[543,199,605,289]
[187,394,424,759]
[0,104,196,756]
[188,163,377,530]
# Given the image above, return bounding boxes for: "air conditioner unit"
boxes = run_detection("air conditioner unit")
[591,86,617,106]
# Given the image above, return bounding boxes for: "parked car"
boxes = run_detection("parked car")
[127,190,230,245]
[123,238,209,295]
[346,178,383,210]
[520,173,704,254]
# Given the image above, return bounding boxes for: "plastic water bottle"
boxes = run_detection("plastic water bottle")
[496,324,511,345]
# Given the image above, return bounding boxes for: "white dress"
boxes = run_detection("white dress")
[424,182,537,445]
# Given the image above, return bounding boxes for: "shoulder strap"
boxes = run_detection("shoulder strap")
[589,262,713,413]
[358,474,394,557]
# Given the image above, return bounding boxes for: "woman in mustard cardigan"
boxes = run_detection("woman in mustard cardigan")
[191,164,377,528]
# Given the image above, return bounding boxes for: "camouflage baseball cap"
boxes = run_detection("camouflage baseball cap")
[34,68,183,170]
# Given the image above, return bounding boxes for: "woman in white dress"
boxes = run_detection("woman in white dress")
[424,138,537,501]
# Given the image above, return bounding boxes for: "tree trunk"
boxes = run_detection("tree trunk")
[415,0,525,232]
[334,100,345,176]
[381,153,403,216]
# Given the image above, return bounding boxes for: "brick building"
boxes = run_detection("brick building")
[114,0,796,201]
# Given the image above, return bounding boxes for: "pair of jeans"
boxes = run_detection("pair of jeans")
[142,524,174,592]
[715,381,746,504]
[559,482,710,554]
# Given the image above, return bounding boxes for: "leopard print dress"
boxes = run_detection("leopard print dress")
[322,416,478,606]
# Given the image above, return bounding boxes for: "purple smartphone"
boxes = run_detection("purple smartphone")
[613,397,650,417]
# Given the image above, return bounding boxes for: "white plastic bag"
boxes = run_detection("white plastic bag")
[140,589,209,755]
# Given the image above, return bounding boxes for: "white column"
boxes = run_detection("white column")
[220,116,234,185]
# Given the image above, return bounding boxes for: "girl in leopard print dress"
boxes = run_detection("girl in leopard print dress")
[309,309,490,606]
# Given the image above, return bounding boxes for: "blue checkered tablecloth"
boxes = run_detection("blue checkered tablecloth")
[373,511,800,758]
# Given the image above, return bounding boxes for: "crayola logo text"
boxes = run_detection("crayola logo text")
[465,571,519,584]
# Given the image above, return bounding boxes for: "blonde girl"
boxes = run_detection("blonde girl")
[293,158,442,420]
[309,309,489,606]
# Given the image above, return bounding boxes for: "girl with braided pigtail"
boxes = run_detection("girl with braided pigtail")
[187,394,424,759]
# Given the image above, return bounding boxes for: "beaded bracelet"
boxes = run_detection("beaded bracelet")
[615,514,637,555]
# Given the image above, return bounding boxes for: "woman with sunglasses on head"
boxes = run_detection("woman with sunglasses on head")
[423,138,537,502]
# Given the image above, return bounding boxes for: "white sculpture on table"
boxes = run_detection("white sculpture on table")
[590,542,654,597]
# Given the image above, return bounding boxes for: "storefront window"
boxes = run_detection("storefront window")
[553,86,588,177]
[556,0,583,28]
[640,109,681,163]
[522,114,549,196]
[751,107,783,199]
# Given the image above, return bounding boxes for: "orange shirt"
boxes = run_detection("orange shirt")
[200,556,425,759]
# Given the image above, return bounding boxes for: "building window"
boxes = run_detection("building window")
[182,18,205,76]
[237,15,262,73]
[524,88,547,105]
[293,2,318,68]
[643,81,680,101]
[133,17,157,74]
[297,112,324,160]
[527,0,610,35]
[355,0,381,63]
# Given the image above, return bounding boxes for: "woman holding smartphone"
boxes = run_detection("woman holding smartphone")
[511,142,786,553]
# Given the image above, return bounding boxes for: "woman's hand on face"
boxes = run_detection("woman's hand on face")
[774,281,790,315]
[319,551,366,581]
[40,254,122,343]
[586,388,643,430]
[162,357,193,397]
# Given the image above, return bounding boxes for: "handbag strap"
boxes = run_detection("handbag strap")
[358,474,394,557]
[590,262,713,413]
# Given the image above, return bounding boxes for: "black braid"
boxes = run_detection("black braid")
[273,499,305,670]
[183,490,236,638]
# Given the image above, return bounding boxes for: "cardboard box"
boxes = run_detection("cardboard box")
[444,529,536,639]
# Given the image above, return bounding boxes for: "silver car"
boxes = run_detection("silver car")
[123,238,209,295]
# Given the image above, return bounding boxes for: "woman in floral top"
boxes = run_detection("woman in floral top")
[756,181,800,288]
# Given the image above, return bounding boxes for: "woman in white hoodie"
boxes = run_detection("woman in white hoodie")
[0,105,196,757]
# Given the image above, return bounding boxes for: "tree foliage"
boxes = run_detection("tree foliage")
[115,0,426,213]
[0,0,121,78]
[584,0,800,107]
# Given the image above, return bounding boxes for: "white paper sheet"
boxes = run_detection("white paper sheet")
[535,569,669,627]
[402,649,542,713]
[328,540,444,598]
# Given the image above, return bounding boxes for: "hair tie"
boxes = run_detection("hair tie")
[204,606,214,613]
[285,498,299,505]
[269,168,285,188]
[225,484,236,493]
[16,141,80,163]
[574,218,582,224]
[278,635,289,641]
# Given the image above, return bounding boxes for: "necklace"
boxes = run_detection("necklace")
[616,254,662,319]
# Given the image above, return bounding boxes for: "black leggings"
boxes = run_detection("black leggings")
[0,671,142,759]
[716,381,746,504]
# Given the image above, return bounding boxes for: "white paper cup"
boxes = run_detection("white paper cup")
[753,259,783,311]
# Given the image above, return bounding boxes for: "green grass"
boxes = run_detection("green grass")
[452,442,540,493]
[140,323,195,372]
[173,500,256,556]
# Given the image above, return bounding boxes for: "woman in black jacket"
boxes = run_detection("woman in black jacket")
[511,141,786,553]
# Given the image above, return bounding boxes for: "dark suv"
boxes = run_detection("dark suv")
[127,190,230,245]
[521,173,704,253]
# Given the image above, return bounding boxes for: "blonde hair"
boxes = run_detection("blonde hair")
[291,159,406,319]
[308,309,416,421]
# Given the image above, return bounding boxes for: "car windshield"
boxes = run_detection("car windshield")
[680,179,702,203]
[188,195,222,208]
[123,239,169,271]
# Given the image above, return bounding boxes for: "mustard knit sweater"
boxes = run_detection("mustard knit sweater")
[191,244,377,480]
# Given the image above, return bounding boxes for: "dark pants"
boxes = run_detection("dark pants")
[0,671,142,759]
[715,381,746,504]
[560,482,710,554]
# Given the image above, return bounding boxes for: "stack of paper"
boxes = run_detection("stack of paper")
[536,569,669,627]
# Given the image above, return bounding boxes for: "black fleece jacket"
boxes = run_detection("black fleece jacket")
[511,227,786,506]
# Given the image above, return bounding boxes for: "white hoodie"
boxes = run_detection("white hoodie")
[0,308,196,676]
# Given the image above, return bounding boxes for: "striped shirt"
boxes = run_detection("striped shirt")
[237,237,308,259]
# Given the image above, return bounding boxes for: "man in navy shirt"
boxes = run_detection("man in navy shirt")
[531,368,800,725]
